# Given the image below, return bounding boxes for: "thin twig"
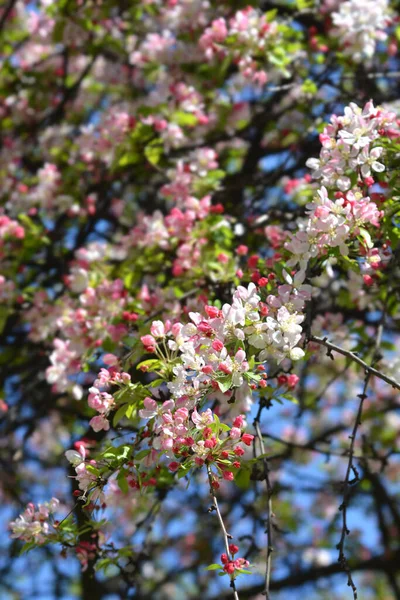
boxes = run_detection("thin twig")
[262,431,392,463]
[335,314,386,599]
[336,374,369,599]
[206,465,240,600]
[309,335,400,391]
[254,407,274,599]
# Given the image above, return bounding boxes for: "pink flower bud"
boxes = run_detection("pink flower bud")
[89,415,110,432]
[197,321,212,334]
[150,320,165,338]
[212,339,224,352]
[233,415,244,428]
[287,374,299,388]
[203,427,213,438]
[205,438,216,449]
[171,322,182,337]
[219,362,232,374]
[121,372,131,383]
[141,335,156,351]
[205,305,220,318]
[229,427,241,440]
[103,354,118,366]
[363,274,374,286]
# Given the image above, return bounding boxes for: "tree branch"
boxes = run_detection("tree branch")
[207,465,240,600]
[309,336,400,391]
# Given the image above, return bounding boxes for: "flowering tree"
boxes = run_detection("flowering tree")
[2,0,400,598]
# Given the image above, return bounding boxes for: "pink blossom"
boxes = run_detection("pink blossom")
[89,415,110,432]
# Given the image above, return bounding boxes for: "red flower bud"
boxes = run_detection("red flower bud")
[205,305,220,318]
[210,203,224,213]
[248,254,259,269]
[205,438,217,449]
[233,415,244,428]
[221,553,229,564]
[241,433,254,446]
[212,339,224,352]
[224,562,235,574]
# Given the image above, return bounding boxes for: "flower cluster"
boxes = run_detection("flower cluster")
[87,357,131,432]
[220,544,250,577]
[9,163,64,215]
[140,404,254,485]
[3,0,400,589]
[200,7,297,85]
[330,0,392,62]
[10,498,59,545]
[32,276,131,396]
[286,102,398,271]
[0,215,25,250]
[160,148,219,207]
[139,279,308,422]
[306,101,396,190]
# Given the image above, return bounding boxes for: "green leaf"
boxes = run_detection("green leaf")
[113,404,128,427]
[117,469,129,494]
[171,111,198,127]
[118,152,140,167]
[20,541,36,555]
[136,359,162,371]
[177,463,191,479]
[219,423,231,432]
[217,376,232,393]
[148,378,165,388]
[95,558,115,574]
[280,392,298,404]
[236,568,252,574]
[125,404,136,420]
[235,468,251,490]
[103,445,131,462]
[206,563,222,571]
[145,142,163,166]
[134,449,150,461]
